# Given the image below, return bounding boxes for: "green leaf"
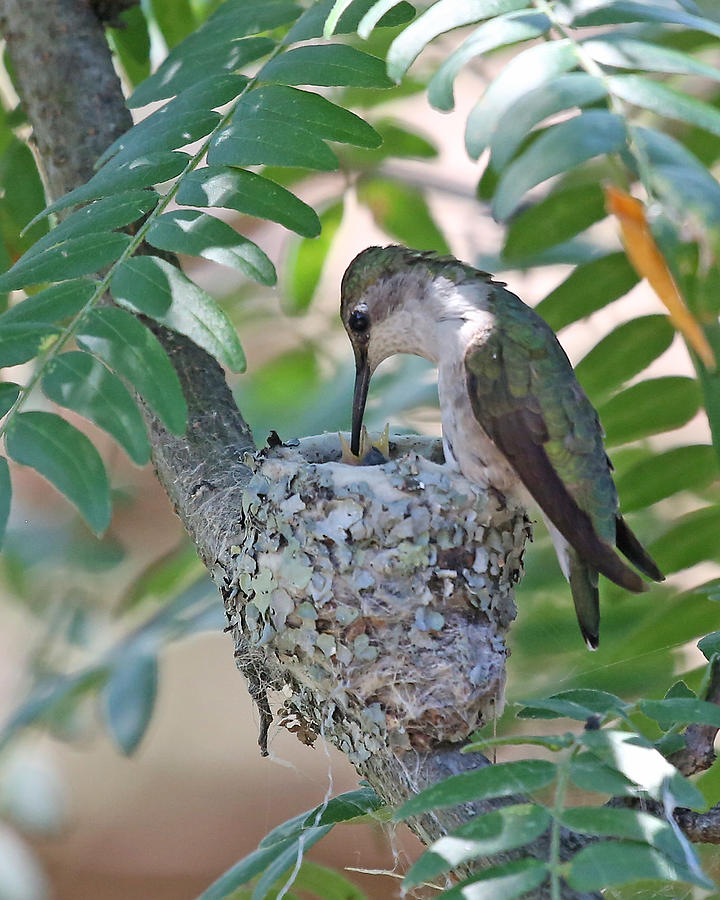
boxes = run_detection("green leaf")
[259,787,383,849]
[107,72,245,157]
[42,352,150,465]
[0,232,131,292]
[108,6,151,86]
[394,759,556,819]
[465,39,579,159]
[110,256,172,317]
[16,192,156,254]
[491,73,607,170]
[649,163,720,231]
[465,733,574,752]
[112,256,246,373]
[323,0,357,37]
[641,698,720,729]
[339,119,438,168]
[535,252,639,331]
[5,411,111,533]
[428,10,550,111]
[311,786,384,826]
[0,668,107,748]
[583,35,720,80]
[517,697,599,721]
[699,632,720,660]
[149,0,197,47]
[357,0,418,39]
[569,753,638,796]
[0,138,48,249]
[357,177,449,251]
[208,85,380,170]
[203,0,301,34]
[0,280,96,326]
[404,804,551,887]
[371,120,437,158]
[251,827,332,900]
[287,0,414,42]
[146,210,276,285]
[127,0,301,105]
[648,505,720,574]
[96,105,220,170]
[289,861,366,900]
[609,74,720,136]
[260,44,392,88]
[560,807,686,860]
[103,649,158,755]
[0,457,10,550]
[128,42,263,108]
[387,0,527,82]
[575,315,675,404]
[665,680,696,702]
[615,445,718,512]
[493,111,626,220]
[581,729,704,808]
[568,840,713,892]
[176,166,320,238]
[33,152,190,225]
[285,200,344,313]
[76,307,187,435]
[635,125,718,180]
[0,323,59,368]
[599,376,701,447]
[551,689,627,715]
[194,840,297,900]
[572,1,720,40]
[502,182,606,263]
[437,858,548,900]
[0,383,20,418]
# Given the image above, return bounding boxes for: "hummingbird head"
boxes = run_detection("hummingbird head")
[340,245,452,455]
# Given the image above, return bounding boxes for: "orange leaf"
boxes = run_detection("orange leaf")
[605,185,715,370]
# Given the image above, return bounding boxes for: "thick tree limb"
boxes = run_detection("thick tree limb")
[676,802,720,844]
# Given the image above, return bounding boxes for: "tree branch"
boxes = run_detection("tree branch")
[676,802,720,844]
[670,657,720,776]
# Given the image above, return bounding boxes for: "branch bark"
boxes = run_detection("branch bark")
[670,657,720,777]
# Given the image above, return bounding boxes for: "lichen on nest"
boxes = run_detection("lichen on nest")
[224,433,530,763]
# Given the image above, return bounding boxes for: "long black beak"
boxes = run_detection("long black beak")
[351,348,371,456]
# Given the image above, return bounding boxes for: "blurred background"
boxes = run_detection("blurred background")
[1,1,719,897]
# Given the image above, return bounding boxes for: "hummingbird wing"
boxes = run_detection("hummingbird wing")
[464,287,656,595]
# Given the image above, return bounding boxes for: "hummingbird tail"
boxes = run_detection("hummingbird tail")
[568,549,600,651]
[615,516,665,582]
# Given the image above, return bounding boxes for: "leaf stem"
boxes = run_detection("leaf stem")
[549,740,576,900]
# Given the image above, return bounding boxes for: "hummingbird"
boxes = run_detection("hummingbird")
[340,245,664,649]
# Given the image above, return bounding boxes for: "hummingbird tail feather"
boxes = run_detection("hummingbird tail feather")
[568,550,600,651]
[615,516,665,582]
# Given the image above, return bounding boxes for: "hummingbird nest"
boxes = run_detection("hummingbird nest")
[222,433,530,764]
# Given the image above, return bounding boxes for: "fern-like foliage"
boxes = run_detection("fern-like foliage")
[179,634,720,898]
[0,0,414,542]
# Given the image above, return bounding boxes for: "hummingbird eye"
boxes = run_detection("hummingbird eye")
[348,309,370,334]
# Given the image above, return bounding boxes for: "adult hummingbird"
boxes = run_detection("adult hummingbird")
[340,245,664,649]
